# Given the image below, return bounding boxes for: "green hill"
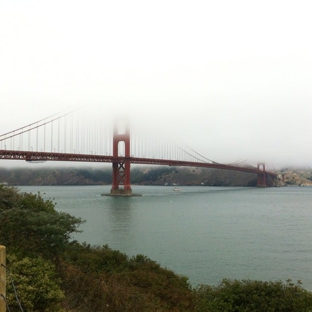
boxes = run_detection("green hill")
[1,166,311,187]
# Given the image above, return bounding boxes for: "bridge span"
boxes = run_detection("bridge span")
[0,149,277,195]
[0,110,278,196]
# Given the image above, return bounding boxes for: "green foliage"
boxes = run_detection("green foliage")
[0,185,20,209]
[64,243,129,274]
[0,167,112,185]
[6,254,65,312]
[0,186,84,259]
[194,279,312,312]
[131,167,176,183]
[60,248,195,311]
[78,168,112,183]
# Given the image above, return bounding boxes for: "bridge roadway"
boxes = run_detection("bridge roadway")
[0,149,277,178]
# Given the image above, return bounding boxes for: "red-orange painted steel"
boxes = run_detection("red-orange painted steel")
[111,122,132,194]
[257,163,267,187]
[0,149,277,178]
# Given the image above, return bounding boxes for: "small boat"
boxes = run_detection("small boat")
[172,188,181,192]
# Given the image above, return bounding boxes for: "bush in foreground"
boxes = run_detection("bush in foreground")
[194,278,312,312]
[6,254,65,312]
[0,186,83,259]
[60,244,195,311]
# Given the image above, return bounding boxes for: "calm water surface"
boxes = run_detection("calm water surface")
[18,185,312,290]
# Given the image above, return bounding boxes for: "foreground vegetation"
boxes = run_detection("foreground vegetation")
[1,185,312,311]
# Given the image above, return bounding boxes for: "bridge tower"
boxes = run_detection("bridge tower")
[110,120,132,196]
[257,163,266,187]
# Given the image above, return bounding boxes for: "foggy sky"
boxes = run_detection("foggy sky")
[1,0,311,169]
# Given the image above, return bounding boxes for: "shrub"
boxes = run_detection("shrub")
[0,186,84,259]
[6,254,65,312]
[194,279,312,312]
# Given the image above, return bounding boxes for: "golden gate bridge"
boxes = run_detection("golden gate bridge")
[0,108,277,195]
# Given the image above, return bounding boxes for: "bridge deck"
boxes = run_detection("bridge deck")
[0,150,277,177]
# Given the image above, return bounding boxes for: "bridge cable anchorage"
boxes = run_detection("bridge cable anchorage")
[1,264,25,312]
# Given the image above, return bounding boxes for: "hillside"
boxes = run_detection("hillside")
[132,166,261,187]
[277,168,312,186]
[0,166,311,187]
[0,167,112,186]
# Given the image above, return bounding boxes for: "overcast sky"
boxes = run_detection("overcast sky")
[0,0,311,169]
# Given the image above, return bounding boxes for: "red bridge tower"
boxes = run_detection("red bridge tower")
[257,163,266,187]
[110,120,132,196]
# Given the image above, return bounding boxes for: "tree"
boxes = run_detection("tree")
[0,186,84,259]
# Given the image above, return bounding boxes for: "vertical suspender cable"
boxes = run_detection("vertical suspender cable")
[44,123,46,152]
[70,112,73,153]
[51,121,53,152]
[36,122,38,151]
[86,117,89,154]
[81,114,84,154]
[28,126,31,151]
[64,114,67,153]
[94,115,96,154]
[58,119,60,153]
[11,131,14,150]
[75,112,78,153]
[100,118,103,155]
[77,113,79,154]
[19,129,23,151]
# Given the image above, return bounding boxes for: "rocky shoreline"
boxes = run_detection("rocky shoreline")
[276,168,312,187]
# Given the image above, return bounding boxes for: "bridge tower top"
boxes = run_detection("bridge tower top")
[112,120,130,158]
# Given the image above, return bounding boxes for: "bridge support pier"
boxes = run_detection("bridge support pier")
[257,163,266,187]
[110,161,132,196]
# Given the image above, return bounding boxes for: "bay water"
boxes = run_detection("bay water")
[18,185,312,290]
